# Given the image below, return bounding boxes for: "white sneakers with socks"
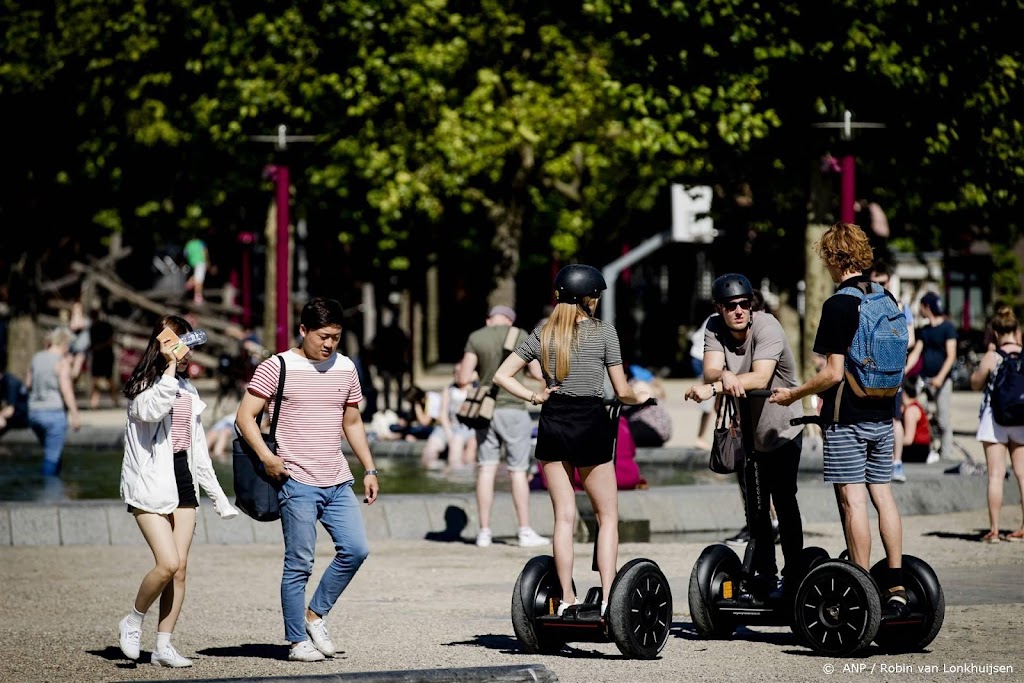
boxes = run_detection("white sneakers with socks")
[118,615,142,660]
[305,618,336,656]
[475,528,492,547]
[289,640,327,662]
[151,644,193,668]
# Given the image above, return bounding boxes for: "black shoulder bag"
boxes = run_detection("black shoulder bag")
[232,356,286,521]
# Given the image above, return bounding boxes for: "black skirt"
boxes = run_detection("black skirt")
[173,450,199,507]
[536,394,615,468]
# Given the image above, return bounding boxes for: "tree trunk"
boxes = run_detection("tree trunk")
[6,315,38,378]
[425,257,439,367]
[488,199,524,309]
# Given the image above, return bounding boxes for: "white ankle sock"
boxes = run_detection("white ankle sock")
[127,607,144,629]
[155,632,171,653]
[557,599,581,616]
[601,601,608,617]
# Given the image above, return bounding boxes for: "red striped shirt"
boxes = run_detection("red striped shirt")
[247,351,363,487]
[170,391,192,452]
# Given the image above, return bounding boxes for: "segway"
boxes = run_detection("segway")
[688,391,829,638]
[511,400,672,659]
[784,414,946,655]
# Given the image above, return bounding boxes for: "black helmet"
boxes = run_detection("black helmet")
[711,273,753,303]
[554,264,607,304]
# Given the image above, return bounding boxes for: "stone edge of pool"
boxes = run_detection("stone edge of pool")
[0,470,1018,546]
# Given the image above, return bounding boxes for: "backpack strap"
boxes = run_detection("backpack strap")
[487,327,521,400]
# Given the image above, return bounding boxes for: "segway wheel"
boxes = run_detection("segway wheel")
[870,555,945,652]
[607,559,673,659]
[688,544,740,639]
[801,547,831,572]
[511,556,571,654]
[794,560,880,656]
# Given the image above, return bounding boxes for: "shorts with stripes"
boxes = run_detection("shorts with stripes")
[822,421,895,484]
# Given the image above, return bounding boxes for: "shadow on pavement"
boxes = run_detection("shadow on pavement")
[87,646,144,668]
[197,643,288,660]
[923,529,991,542]
[443,634,636,660]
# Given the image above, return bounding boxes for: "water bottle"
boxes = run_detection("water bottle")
[179,329,208,349]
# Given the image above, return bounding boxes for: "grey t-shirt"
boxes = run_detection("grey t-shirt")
[705,312,803,452]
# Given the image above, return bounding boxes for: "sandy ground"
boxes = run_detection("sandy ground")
[0,506,1021,683]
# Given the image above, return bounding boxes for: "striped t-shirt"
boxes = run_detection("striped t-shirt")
[515,318,622,397]
[246,351,363,487]
[170,391,193,452]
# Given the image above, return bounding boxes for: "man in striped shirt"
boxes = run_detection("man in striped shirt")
[236,297,380,662]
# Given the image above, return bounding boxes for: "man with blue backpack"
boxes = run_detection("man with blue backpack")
[770,222,911,618]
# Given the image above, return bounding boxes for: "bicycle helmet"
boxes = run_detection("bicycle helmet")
[711,273,753,304]
[554,264,607,305]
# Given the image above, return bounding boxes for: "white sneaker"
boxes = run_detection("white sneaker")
[288,640,326,662]
[926,450,941,464]
[305,618,336,656]
[151,644,193,668]
[118,616,141,660]
[518,528,550,548]
[476,528,492,548]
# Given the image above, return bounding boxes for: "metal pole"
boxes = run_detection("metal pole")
[840,154,856,224]
[600,230,671,329]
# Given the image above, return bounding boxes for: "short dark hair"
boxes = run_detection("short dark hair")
[903,376,918,398]
[300,297,344,331]
[871,258,893,277]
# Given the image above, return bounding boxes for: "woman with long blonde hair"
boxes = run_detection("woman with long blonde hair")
[494,264,649,618]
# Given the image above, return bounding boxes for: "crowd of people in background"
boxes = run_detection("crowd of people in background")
[0,225,1021,551]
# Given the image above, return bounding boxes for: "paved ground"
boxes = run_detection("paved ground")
[0,506,1021,683]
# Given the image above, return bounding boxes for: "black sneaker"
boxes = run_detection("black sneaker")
[883,588,910,619]
[724,527,751,546]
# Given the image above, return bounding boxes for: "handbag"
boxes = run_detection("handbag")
[456,326,520,429]
[232,355,286,521]
[709,395,745,474]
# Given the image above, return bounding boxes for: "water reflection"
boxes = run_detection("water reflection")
[0,445,713,501]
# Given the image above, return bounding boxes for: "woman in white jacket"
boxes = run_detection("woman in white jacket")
[117,315,238,667]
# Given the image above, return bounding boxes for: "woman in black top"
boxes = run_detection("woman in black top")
[494,265,649,618]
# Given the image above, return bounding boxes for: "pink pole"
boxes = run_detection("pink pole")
[840,154,855,224]
[273,166,290,352]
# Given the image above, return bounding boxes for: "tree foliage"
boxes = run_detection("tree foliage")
[1,0,1020,309]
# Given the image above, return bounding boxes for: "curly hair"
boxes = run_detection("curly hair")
[814,222,875,273]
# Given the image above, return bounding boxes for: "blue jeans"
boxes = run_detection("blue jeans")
[278,479,370,643]
[28,409,67,476]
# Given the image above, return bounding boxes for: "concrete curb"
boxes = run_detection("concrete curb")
[2,468,1018,546]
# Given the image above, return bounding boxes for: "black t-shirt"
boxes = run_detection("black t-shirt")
[812,275,899,425]
[917,320,958,378]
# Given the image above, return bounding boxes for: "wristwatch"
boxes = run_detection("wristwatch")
[365,469,378,476]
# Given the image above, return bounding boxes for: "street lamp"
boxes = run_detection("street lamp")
[250,125,314,352]
[812,110,885,223]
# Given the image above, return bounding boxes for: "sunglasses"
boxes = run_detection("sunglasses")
[722,299,752,312]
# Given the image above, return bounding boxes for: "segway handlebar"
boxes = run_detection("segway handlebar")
[723,389,821,426]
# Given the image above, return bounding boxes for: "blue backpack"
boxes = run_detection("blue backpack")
[836,282,909,398]
[991,349,1024,426]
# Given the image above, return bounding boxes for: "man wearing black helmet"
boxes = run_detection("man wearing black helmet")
[494,264,650,619]
[685,273,804,599]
